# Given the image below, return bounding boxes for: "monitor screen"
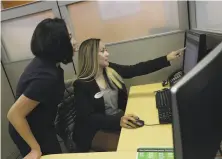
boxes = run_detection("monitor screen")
[183,32,200,74]
[171,42,222,159]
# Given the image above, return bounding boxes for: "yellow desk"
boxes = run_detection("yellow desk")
[117,83,173,151]
[41,152,136,159]
[41,83,173,158]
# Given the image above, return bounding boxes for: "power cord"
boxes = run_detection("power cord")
[72,60,77,75]
[145,122,172,126]
[144,123,164,126]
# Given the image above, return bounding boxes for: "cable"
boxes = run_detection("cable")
[144,123,170,126]
[56,1,62,18]
[144,123,161,126]
[56,1,77,75]
[187,1,191,29]
[72,60,77,75]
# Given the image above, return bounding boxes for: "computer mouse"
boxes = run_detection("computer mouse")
[129,119,144,127]
[128,117,144,128]
[135,119,145,127]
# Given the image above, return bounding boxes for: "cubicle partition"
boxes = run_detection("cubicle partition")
[57,0,188,88]
[1,64,21,159]
[1,1,61,93]
[189,1,222,33]
[1,2,61,158]
[106,31,185,89]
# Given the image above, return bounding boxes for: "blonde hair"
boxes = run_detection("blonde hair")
[78,38,124,89]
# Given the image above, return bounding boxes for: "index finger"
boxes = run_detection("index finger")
[126,114,139,119]
[125,116,138,123]
[176,47,186,53]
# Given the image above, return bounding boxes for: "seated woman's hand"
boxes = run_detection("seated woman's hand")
[120,114,139,129]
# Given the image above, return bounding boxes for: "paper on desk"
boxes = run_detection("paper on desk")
[137,148,174,159]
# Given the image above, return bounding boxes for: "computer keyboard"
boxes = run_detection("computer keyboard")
[158,107,172,124]
[155,88,171,109]
[155,88,172,124]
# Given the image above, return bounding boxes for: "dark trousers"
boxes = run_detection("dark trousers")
[74,111,124,152]
[9,125,61,157]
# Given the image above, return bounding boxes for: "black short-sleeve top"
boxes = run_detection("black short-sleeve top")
[9,57,65,143]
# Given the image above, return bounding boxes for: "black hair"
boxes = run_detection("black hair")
[31,18,73,64]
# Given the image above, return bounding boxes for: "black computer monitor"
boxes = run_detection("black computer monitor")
[183,30,206,74]
[171,42,222,159]
[194,30,222,54]
[205,32,222,53]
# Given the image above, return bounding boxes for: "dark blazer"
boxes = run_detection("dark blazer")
[73,56,170,152]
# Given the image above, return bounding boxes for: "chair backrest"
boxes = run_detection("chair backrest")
[54,79,77,152]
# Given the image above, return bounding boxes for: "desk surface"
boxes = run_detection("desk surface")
[41,83,173,159]
[117,83,173,151]
[41,152,136,159]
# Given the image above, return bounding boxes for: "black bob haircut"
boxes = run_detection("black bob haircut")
[31,18,73,64]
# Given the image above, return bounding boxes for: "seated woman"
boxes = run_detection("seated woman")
[73,38,182,152]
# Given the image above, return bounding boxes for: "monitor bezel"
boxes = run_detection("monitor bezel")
[171,42,222,159]
[182,30,206,74]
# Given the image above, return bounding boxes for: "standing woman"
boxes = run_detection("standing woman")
[73,38,183,152]
[7,18,75,158]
